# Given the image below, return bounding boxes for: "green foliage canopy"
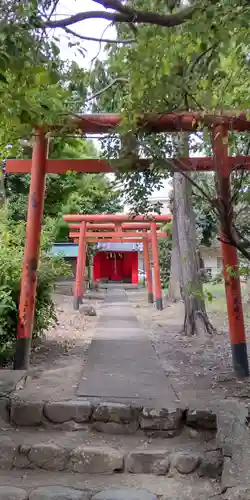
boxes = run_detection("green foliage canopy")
[89,0,250,213]
[5,136,123,240]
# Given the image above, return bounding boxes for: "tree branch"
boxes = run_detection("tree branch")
[87,77,128,101]
[135,137,250,261]
[44,4,197,29]
[139,139,219,213]
[92,0,138,34]
[92,0,135,16]
[63,26,135,44]
[188,43,219,75]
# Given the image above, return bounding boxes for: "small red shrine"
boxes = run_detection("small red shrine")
[93,247,139,284]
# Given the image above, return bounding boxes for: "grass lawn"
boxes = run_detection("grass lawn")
[204,281,247,315]
[203,282,227,314]
[163,281,247,315]
[204,282,226,298]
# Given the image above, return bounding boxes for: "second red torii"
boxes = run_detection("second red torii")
[64,216,170,311]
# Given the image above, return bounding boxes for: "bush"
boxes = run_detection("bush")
[0,210,70,365]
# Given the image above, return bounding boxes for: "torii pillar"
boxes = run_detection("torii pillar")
[14,130,47,370]
[151,222,163,310]
[73,222,87,310]
[213,125,249,377]
[143,237,153,303]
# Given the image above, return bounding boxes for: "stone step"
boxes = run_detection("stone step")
[0,425,222,478]
[2,398,217,437]
[0,469,221,500]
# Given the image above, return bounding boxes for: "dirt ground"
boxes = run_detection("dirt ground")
[30,294,95,369]
[128,288,250,406]
[18,293,101,401]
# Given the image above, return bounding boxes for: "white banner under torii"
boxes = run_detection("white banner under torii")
[96,242,143,252]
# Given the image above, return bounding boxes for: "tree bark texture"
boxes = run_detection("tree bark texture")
[167,178,182,302]
[174,166,216,337]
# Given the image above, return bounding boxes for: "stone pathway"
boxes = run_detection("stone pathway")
[2,289,250,499]
[78,289,175,405]
[0,470,220,500]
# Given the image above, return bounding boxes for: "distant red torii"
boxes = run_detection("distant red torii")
[64,217,169,311]
[63,214,172,223]
[69,222,162,230]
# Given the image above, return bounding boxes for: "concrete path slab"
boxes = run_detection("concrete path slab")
[78,289,176,405]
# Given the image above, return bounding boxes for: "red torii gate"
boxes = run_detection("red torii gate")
[6,112,250,377]
[64,217,170,310]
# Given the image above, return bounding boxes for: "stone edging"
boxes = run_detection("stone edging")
[5,484,250,500]
[0,486,162,500]
[0,435,223,477]
[0,398,217,435]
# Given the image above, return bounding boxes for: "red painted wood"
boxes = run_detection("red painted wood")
[111,255,123,281]
[17,130,47,341]
[143,237,153,299]
[72,112,250,133]
[84,231,148,238]
[69,222,162,230]
[6,156,250,174]
[131,252,138,285]
[74,222,87,302]
[75,238,147,243]
[65,214,172,223]
[5,159,113,174]
[93,251,138,284]
[123,253,132,283]
[151,222,162,309]
[213,126,247,346]
[69,231,168,239]
[93,252,101,281]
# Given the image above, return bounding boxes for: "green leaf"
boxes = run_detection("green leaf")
[0,73,7,84]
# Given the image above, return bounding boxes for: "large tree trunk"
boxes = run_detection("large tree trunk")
[174,143,216,336]
[167,179,182,302]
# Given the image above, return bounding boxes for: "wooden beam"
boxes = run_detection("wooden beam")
[74,238,145,243]
[69,222,162,230]
[6,156,250,174]
[69,231,167,239]
[6,159,114,174]
[65,214,172,223]
[72,112,250,133]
